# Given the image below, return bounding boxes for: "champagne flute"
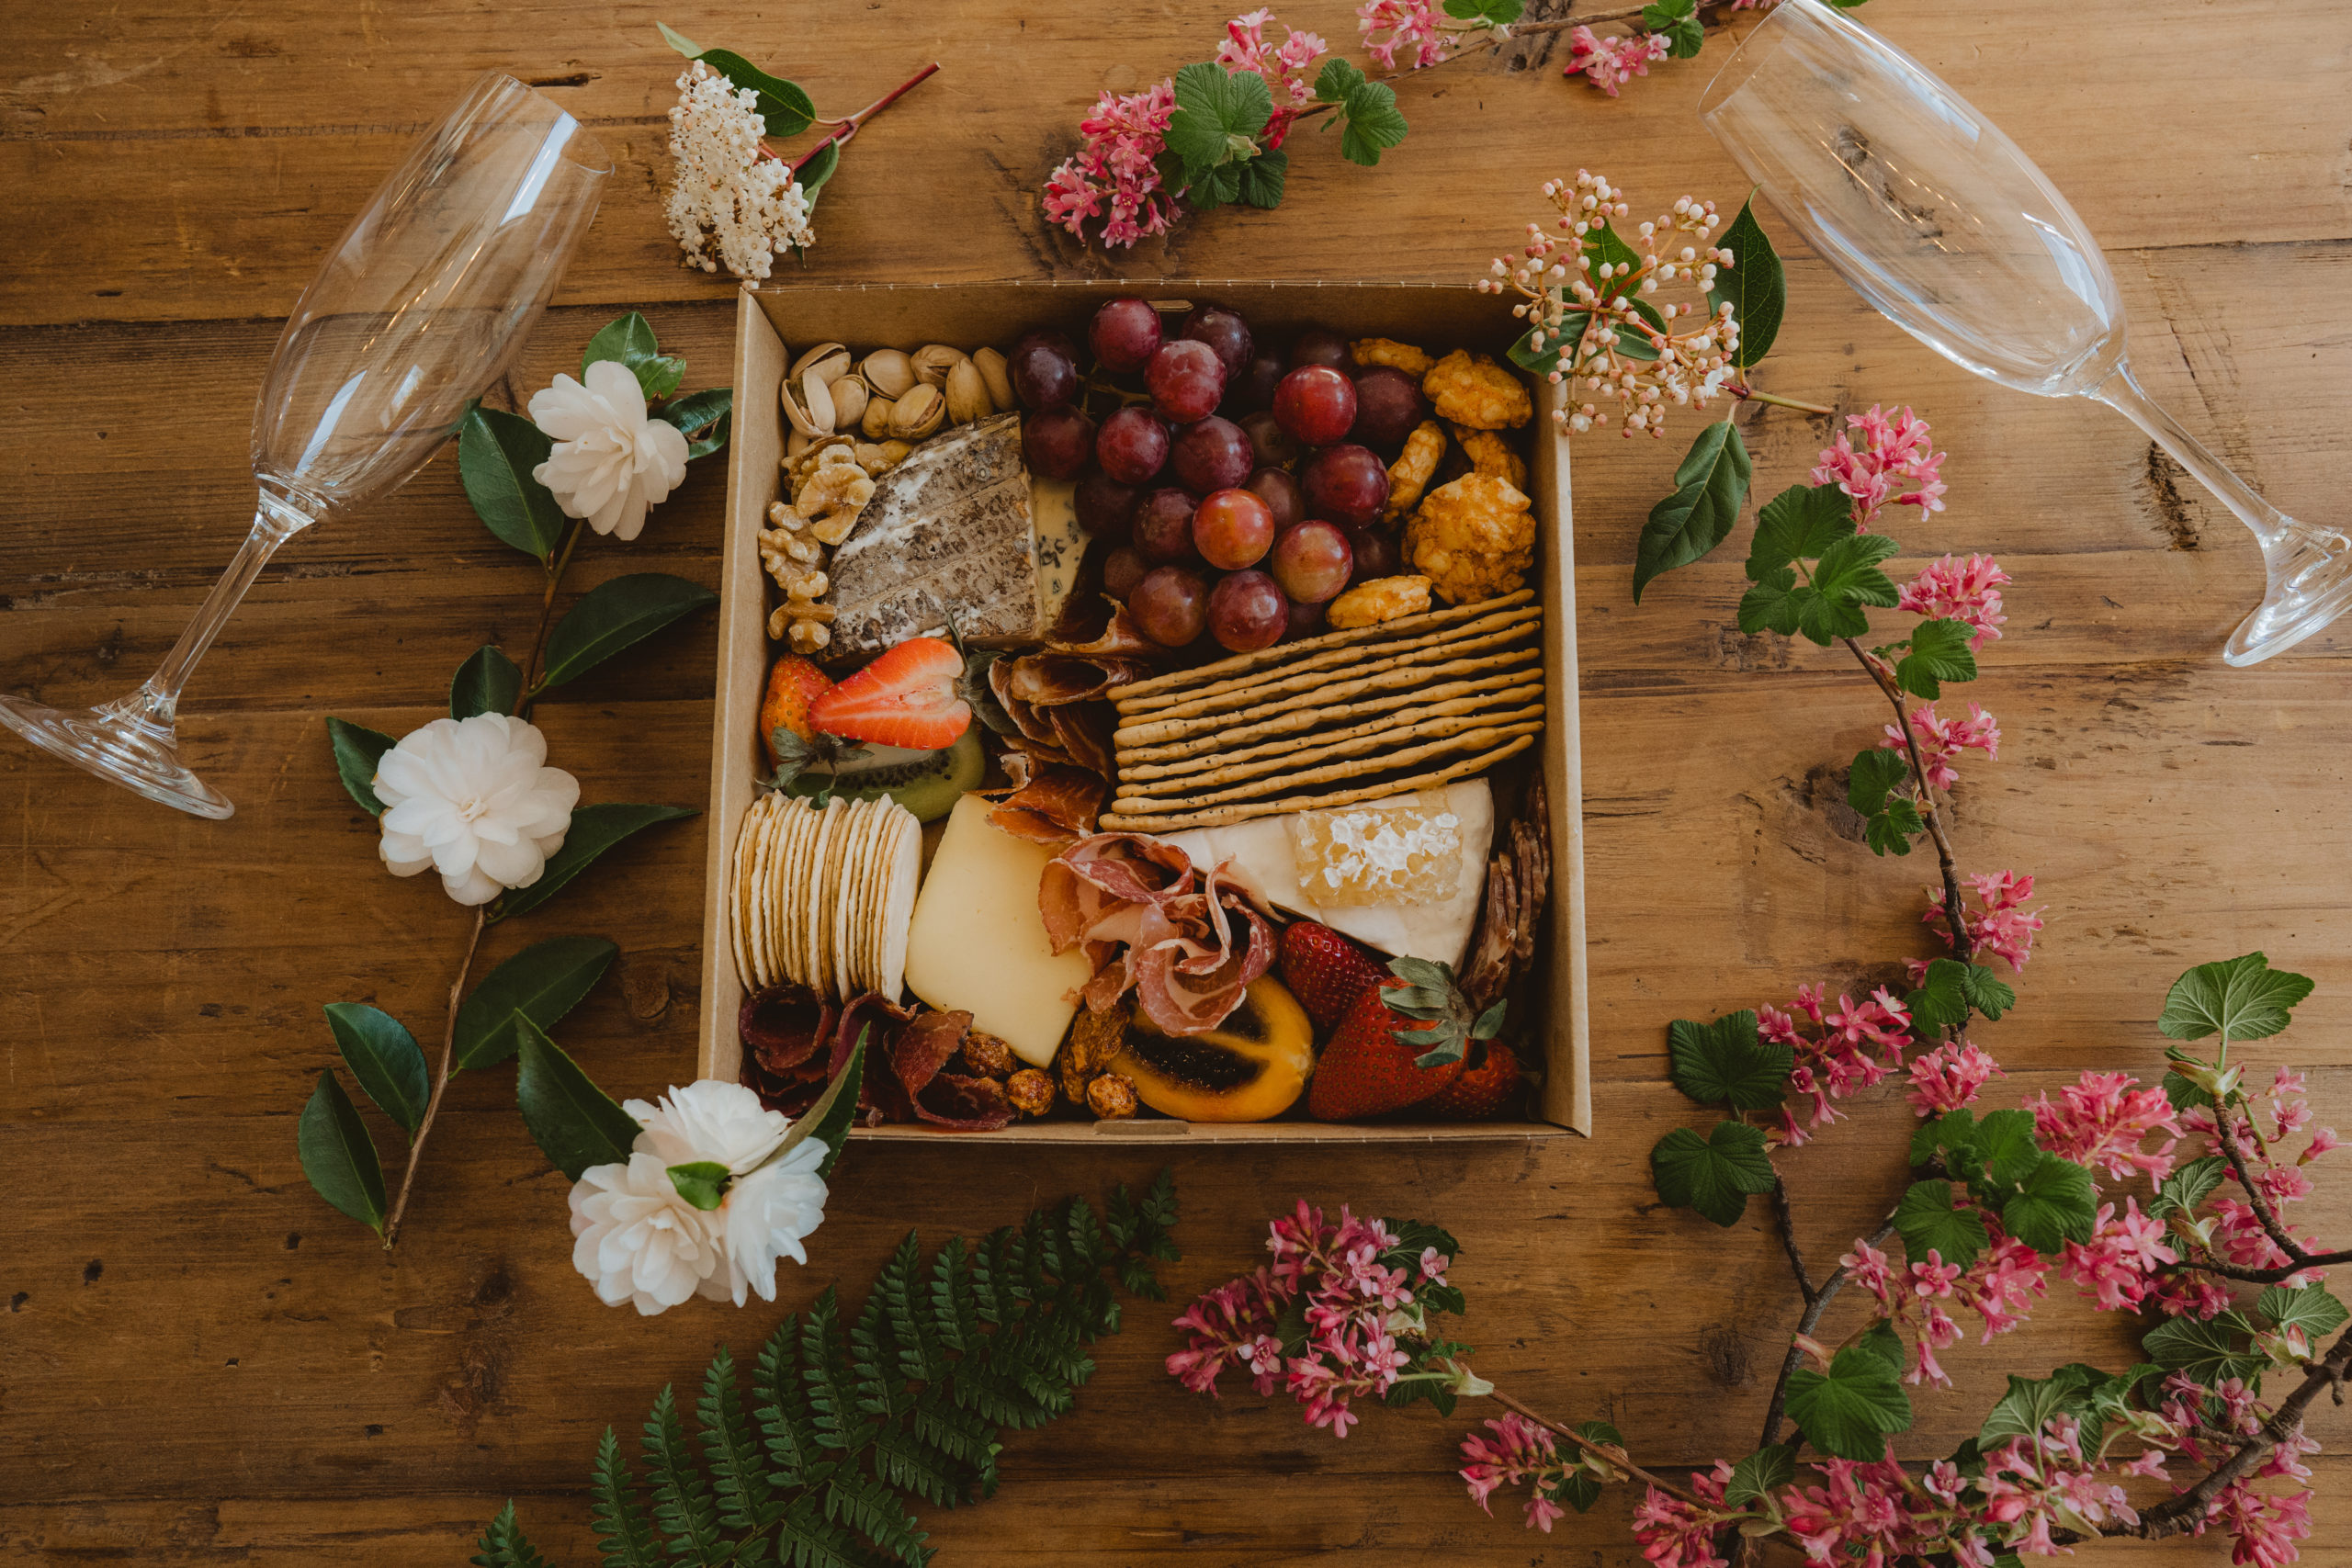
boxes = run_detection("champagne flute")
[0,73,609,817]
[1700,0,2352,666]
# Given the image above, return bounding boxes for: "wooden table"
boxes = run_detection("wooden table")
[6,2,2350,1562]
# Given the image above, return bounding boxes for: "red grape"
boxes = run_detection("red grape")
[1270,519,1353,604]
[1207,570,1288,652]
[1133,488,1200,564]
[1089,297,1162,374]
[1023,406,1096,480]
[1349,365,1428,453]
[1011,340,1080,411]
[1074,471,1137,540]
[1013,326,1079,359]
[1102,545,1149,600]
[1192,489,1276,570]
[1302,443,1391,528]
[1273,366,1356,446]
[1131,565,1209,648]
[1179,305,1254,378]
[1170,415,1254,495]
[1224,348,1286,416]
[1095,406,1170,485]
[1241,409,1302,469]
[1283,596,1329,642]
[1346,525,1402,583]
[1246,467,1306,532]
[1146,339,1227,423]
[1289,325,1351,371]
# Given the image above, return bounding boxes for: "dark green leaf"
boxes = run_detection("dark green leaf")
[1724,1443,1796,1506]
[797,141,842,203]
[1971,1108,2046,1190]
[325,716,396,816]
[1708,198,1787,367]
[1442,0,1524,20]
[685,51,814,139]
[2158,953,2315,1044]
[1667,1010,1791,1110]
[1634,420,1751,601]
[1320,62,1408,167]
[796,1026,868,1182]
[685,408,731,459]
[1911,1107,1975,1169]
[1813,532,1902,609]
[1894,618,1979,699]
[1978,1366,2098,1446]
[451,645,522,720]
[2154,1154,2227,1219]
[2144,1310,2265,1387]
[1555,1419,1624,1511]
[1785,1345,1912,1461]
[642,1384,724,1563]
[297,1069,387,1233]
[322,1002,429,1134]
[1848,748,1910,816]
[457,404,567,559]
[1865,798,1924,857]
[1582,221,1645,304]
[1905,956,2014,1030]
[1747,483,1855,581]
[1651,1120,1777,1227]
[581,310,686,401]
[1642,0,1706,57]
[1894,1179,1988,1269]
[2259,1284,2350,1338]
[2001,1154,2098,1252]
[1855,1319,1907,1375]
[2163,1067,2215,1112]
[590,1427,662,1568]
[541,573,718,691]
[490,803,699,924]
[1235,146,1288,208]
[514,1017,641,1180]
[454,934,617,1069]
[1167,62,1271,168]
[668,1161,732,1211]
[657,387,732,440]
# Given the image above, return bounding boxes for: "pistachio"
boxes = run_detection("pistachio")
[781,366,836,436]
[888,382,946,441]
[827,372,870,429]
[786,427,814,460]
[911,344,965,389]
[790,341,851,385]
[944,356,992,423]
[875,439,913,469]
[971,346,1014,412]
[860,393,897,439]
[860,348,917,399]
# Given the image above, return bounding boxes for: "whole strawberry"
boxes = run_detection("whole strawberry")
[1280,920,1386,1030]
[1423,1039,1522,1120]
[1306,957,1504,1121]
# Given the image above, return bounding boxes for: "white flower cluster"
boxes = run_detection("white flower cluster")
[569,1080,830,1315]
[665,61,814,281]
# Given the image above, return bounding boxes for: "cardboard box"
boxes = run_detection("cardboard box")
[699,280,1589,1141]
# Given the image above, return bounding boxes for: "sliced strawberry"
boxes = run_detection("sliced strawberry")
[809,637,972,750]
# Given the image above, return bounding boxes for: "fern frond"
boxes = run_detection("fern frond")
[756,1313,831,1490]
[471,1501,555,1568]
[852,1289,910,1424]
[929,1237,978,1358]
[1064,1197,1106,1272]
[775,1494,873,1568]
[1025,1210,1060,1302]
[643,1385,726,1565]
[827,1471,933,1566]
[591,1427,662,1568]
[970,1227,1013,1326]
[869,1424,964,1510]
[882,1234,948,1385]
[699,1346,782,1532]
[804,1288,875,1455]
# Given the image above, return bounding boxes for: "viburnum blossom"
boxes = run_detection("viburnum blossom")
[1883,700,2000,792]
[1813,404,1949,530]
[1899,553,2011,649]
[2032,1071,2181,1183]
[1564,26,1670,96]
[1042,81,1178,249]
[664,61,814,280]
[1758,984,1915,1142]
[1356,0,1450,71]
[1216,10,1329,146]
[1906,1038,2005,1117]
[1926,869,2045,971]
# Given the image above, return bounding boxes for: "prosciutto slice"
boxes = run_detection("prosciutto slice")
[985,764,1106,844]
[1038,832,1275,1035]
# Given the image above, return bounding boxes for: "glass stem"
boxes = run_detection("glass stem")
[2089,361,2295,553]
[105,490,316,732]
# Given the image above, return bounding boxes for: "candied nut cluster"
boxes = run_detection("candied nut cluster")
[1385,421,1445,522]
[1325,573,1434,628]
[1351,335,1435,377]
[1405,475,1536,605]
[1423,349,1533,431]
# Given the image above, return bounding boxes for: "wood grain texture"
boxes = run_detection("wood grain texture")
[6,0,2352,1562]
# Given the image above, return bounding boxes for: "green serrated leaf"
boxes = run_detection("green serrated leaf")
[1894,618,1979,699]
[1724,1442,1796,1506]
[457,403,567,559]
[2154,1154,2227,1219]
[1813,532,1902,610]
[1972,1108,2046,1190]
[1747,483,1856,581]
[1855,1319,1907,1376]
[1785,1345,1912,1461]
[1708,198,1787,368]
[454,934,616,1070]
[2144,1310,2265,1387]
[325,716,396,816]
[1865,798,1923,856]
[1442,0,1524,21]
[297,1069,387,1233]
[322,1002,429,1134]
[1978,1367,2098,1446]
[1634,420,1751,601]
[2259,1283,2350,1338]
[1848,748,1910,817]
[1335,78,1408,168]
[1167,61,1271,169]
[1894,1179,1988,1269]
[2001,1153,2098,1253]
[2163,1067,2215,1112]
[540,574,718,691]
[1642,0,1706,57]
[1667,1010,1791,1111]
[471,1501,556,1568]
[591,1427,662,1568]
[2158,953,2315,1044]
[450,645,523,720]
[1651,1120,1777,1227]
[1235,146,1288,207]
[490,804,700,924]
[514,1017,640,1180]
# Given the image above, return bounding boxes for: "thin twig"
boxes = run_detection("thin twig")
[517,519,585,707]
[1843,637,1973,964]
[382,907,489,1248]
[2215,1106,2312,1265]
[1770,1177,1820,1305]
[786,62,939,179]
[1759,1212,1898,1448]
[2174,1249,2352,1285]
[1487,1391,1704,1507]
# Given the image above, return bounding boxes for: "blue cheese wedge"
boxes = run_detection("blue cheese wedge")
[1030,477,1087,635]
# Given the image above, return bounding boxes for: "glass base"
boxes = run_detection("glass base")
[0,692,234,818]
[2224,525,2352,667]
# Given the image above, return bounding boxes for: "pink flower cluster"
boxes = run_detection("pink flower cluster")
[1633,1470,1732,1568]
[1884,701,2000,792]
[1564,26,1669,96]
[1758,984,1917,1144]
[1357,0,1450,70]
[1460,1413,1575,1533]
[2033,1070,2181,1183]
[1813,404,1949,530]
[1216,9,1329,148]
[1925,869,2045,972]
[1843,1223,2051,1384]
[1906,1038,2005,1118]
[1898,553,2010,649]
[2175,1067,2340,1279]
[1168,1201,1448,1438]
[2159,1373,2318,1565]
[1042,82,1177,249]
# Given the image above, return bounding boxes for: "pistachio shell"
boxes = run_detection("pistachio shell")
[888,382,946,440]
[791,341,850,383]
[971,346,1014,412]
[781,366,836,436]
[860,349,917,399]
[911,344,965,389]
[944,357,992,423]
[861,393,897,439]
[828,373,870,428]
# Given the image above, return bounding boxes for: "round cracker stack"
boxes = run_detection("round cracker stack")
[729,794,923,999]
[1101,589,1545,832]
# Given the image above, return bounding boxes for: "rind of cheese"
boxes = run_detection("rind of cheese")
[1030,477,1086,637]
[903,795,1095,1067]
[1168,781,1494,968]
[824,413,1038,666]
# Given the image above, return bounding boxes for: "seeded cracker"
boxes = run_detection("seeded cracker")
[1111,720,1544,813]
[1099,733,1537,831]
[1119,675,1545,768]
[1117,703,1546,793]
[1113,646,1540,750]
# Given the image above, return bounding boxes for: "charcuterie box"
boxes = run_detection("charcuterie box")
[697,279,1590,1142]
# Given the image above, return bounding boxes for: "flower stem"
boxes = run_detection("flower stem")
[381,906,489,1249]
[1730,383,1838,417]
[1485,1389,1705,1506]
[1843,637,1973,965]
[787,62,940,179]
[517,519,586,715]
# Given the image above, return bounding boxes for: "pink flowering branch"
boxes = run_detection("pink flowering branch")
[2215,1106,2318,1268]
[1848,638,1974,967]
[1486,1390,1706,1506]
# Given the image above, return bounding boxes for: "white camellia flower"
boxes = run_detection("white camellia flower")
[528,359,691,541]
[568,1080,831,1314]
[374,713,579,907]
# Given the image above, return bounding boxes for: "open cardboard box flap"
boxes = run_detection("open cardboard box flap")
[699,279,1589,1142]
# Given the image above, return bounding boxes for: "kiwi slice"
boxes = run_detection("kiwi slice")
[780,728,982,822]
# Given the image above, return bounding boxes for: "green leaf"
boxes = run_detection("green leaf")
[1235,146,1288,208]
[2153,1154,2227,1219]
[1912,1107,1975,1168]
[457,403,567,559]
[591,1427,662,1568]
[1812,532,1902,611]
[1312,60,1408,167]
[2158,953,2315,1044]
[657,23,706,58]
[2000,1154,2098,1253]
[1848,748,1910,817]
[1634,420,1751,602]
[471,1501,555,1568]
[1724,1443,1796,1507]
[490,803,699,924]
[1583,221,1645,304]
[514,1017,641,1180]
[1978,1366,2098,1446]
[1442,0,1524,21]
[2259,1284,2350,1338]
[1855,1319,1907,1376]
[1785,1345,1912,1461]
[1667,1010,1791,1111]
[450,645,522,720]
[1651,1120,1778,1227]
[322,1002,429,1134]
[684,51,814,139]
[668,1161,732,1211]
[540,573,718,691]
[2163,1067,2215,1112]
[1167,62,1272,169]
[1905,956,2015,1030]
[1555,1418,1625,1511]
[657,386,733,451]
[1865,798,1924,857]
[643,1384,726,1563]
[1970,1108,2047,1190]
[296,1069,387,1233]
[2144,1310,2265,1387]
[1747,483,1856,581]
[581,310,687,401]
[1708,198,1787,368]
[1894,1179,1988,1269]
[1642,0,1706,57]
[325,716,396,816]
[797,141,842,204]
[454,934,617,1070]
[1894,618,1979,699]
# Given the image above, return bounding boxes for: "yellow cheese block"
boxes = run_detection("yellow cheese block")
[903,795,1095,1067]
